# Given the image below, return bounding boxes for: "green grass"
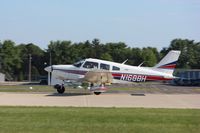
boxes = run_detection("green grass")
[0,106,199,133]
[0,85,54,92]
[0,85,92,94]
[0,85,152,93]
[0,84,200,93]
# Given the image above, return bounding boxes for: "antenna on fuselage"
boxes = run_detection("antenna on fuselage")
[122,59,128,64]
[138,61,145,67]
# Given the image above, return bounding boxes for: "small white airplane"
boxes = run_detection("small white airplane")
[45,50,181,95]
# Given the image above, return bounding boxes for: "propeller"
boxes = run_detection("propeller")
[44,65,53,85]
[50,65,53,85]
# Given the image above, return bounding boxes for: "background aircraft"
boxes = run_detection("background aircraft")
[45,50,181,95]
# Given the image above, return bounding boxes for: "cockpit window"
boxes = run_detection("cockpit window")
[83,61,98,69]
[100,63,110,70]
[73,60,85,67]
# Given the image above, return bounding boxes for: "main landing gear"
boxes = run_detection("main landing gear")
[94,92,101,95]
[54,84,65,94]
[90,83,106,95]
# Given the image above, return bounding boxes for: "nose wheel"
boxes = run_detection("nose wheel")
[54,84,65,94]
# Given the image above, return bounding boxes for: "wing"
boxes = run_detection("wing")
[84,69,113,84]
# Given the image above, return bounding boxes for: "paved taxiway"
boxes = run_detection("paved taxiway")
[0,92,200,109]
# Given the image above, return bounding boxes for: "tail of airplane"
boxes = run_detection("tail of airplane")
[153,50,181,75]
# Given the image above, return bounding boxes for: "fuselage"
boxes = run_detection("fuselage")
[45,58,175,84]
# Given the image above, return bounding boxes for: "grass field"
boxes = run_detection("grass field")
[1,83,200,94]
[0,85,153,93]
[0,85,54,92]
[0,85,93,94]
[0,106,199,133]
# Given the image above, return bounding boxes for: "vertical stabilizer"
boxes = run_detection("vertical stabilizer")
[154,50,181,75]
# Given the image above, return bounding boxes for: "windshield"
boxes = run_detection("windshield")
[73,59,85,67]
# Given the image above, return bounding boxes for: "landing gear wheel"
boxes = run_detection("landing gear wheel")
[54,84,65,94]
[57,86,65,94]
[94,92,101,95]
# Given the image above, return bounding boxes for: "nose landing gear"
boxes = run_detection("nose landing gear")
[54,84,65,94]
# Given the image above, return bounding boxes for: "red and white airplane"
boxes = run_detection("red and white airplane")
[45,50,181,95]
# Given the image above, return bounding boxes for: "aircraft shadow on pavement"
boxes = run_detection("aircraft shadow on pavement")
[46,93,91,97]
[130,93,145,96]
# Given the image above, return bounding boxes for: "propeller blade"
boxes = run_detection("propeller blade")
[50,65,53,85]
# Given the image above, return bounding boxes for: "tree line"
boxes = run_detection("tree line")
[0,38,200,81]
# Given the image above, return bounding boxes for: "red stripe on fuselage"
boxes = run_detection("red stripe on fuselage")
[159,64,176,69]
[146,75,172,81]
[55,69,87,75]
[112,73,122,77]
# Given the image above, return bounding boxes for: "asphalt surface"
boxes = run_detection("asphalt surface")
[0,82,200,108]
[108,83,200,94]
[0,92,200,109]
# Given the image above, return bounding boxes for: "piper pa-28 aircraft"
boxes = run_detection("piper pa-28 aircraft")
[45,50,181,95]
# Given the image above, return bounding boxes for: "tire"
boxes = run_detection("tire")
[54,84,61,89]
[57,86,65,94]
[94,92,101,95]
